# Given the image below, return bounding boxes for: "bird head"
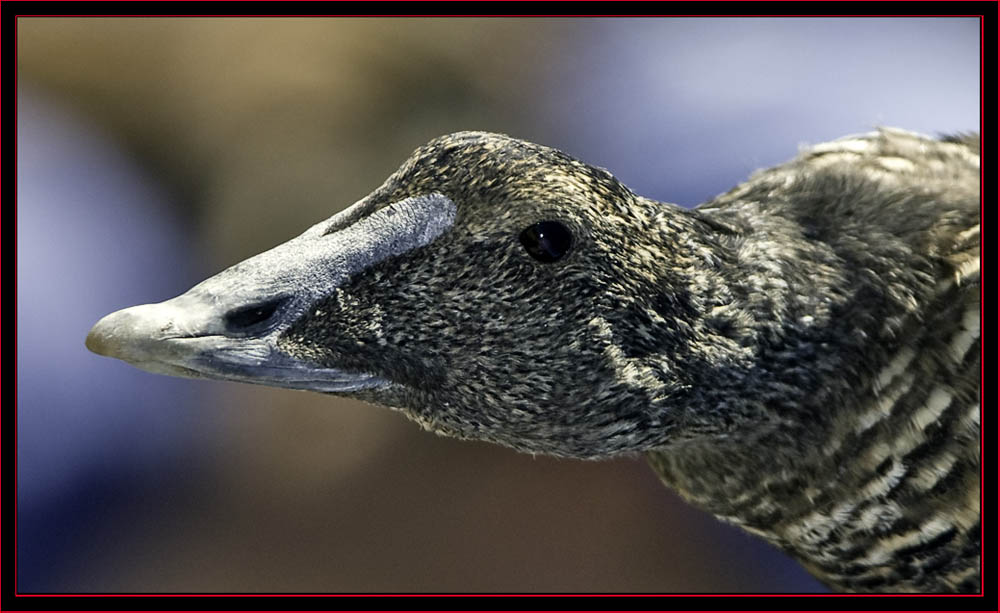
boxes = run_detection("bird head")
[87,132,753,458]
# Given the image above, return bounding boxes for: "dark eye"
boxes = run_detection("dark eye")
[519,220,573,263]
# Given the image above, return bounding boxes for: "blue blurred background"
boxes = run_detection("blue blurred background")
[16,17,978,593]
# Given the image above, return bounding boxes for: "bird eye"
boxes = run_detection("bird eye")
[519,220,573,263]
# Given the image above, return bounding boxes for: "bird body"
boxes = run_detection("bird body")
[87,128,980,593]
[645,130,981,592]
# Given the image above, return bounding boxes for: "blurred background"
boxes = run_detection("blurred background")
[17,17,979,593]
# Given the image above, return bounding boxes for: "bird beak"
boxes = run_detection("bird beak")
[85,193,456,392]
[86,296,223,378]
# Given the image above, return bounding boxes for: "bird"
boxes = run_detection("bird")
[86,127,981,593]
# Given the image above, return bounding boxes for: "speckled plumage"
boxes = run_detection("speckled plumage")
[88,128,980,593]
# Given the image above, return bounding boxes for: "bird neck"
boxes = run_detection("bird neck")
[644,203,980,593]
[645,390,979,593]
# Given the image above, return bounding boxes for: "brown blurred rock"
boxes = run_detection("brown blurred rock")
[17,18,565,261]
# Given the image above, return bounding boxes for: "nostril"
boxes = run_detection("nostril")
[224,296,289,335]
